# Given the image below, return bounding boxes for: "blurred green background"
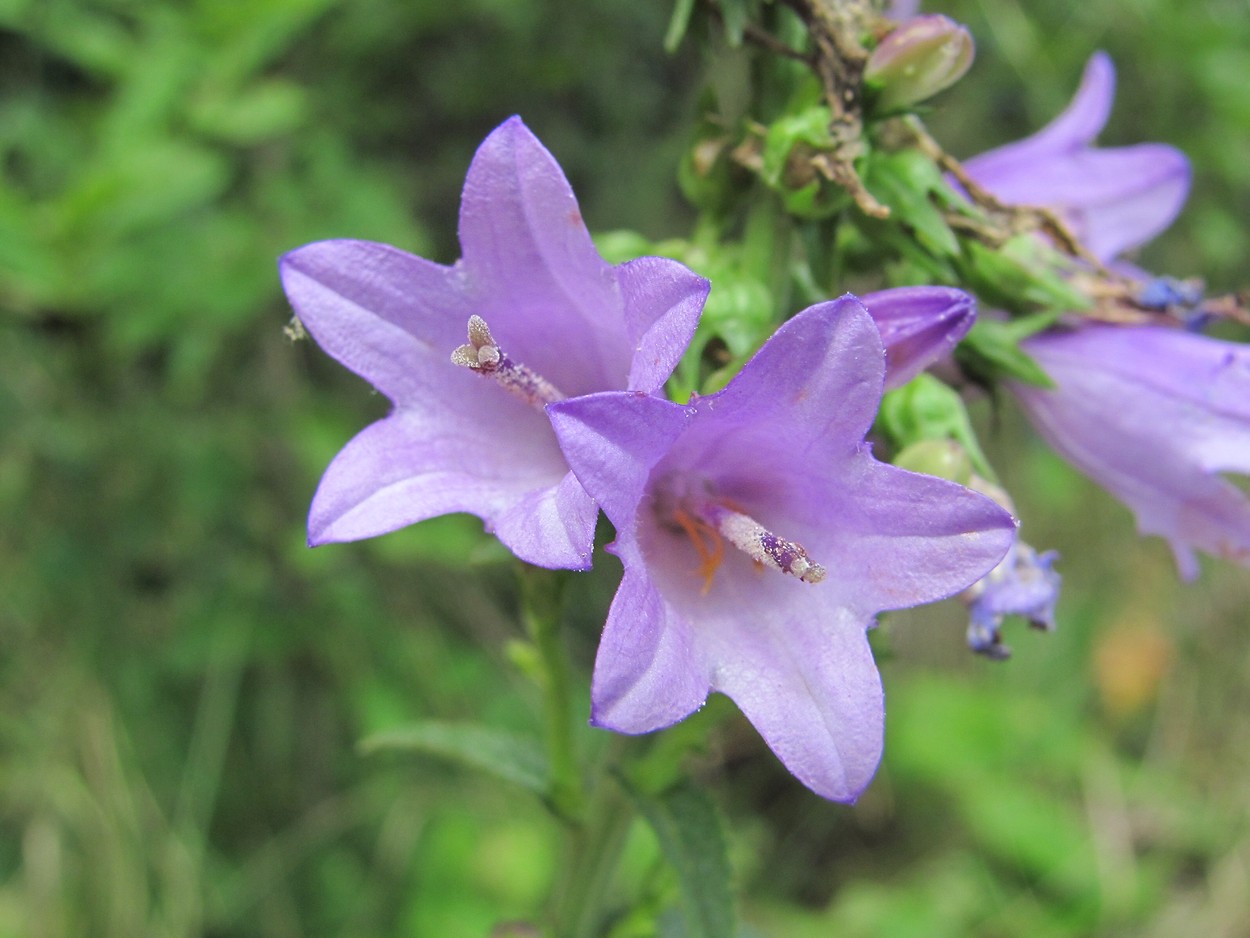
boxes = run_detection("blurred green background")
[2,0,1248,935]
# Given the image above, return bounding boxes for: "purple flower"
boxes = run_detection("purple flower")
[860,286,976,389]
[963,52,1190,263]
[1014,325,1250,579]
[280,117,708,569]
[549,296,1016,801]
[965,542,1060,659]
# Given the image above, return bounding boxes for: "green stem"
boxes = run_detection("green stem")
[519,564,584,822]
[552,762,636,938]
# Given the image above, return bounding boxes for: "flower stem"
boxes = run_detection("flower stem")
[552,753,636,938]
[518,564,584,823]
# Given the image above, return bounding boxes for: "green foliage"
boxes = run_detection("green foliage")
[627,780,737,938]
[878,373,995,478]
[2,0,1249,936]
[360,721,550,796]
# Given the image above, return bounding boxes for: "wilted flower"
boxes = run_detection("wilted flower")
[280,117,708,569]
[1014,325,1250,579]
[963,51,1190,263]
[549,296,1015,800]
[861,286,976,388]
[865,15,974,112]
[965,542,1061,659]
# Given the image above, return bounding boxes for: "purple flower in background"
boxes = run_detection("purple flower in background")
[1014,326,1250,579]
[964,54,1250,578]
[549,297,1015,801]
[860,286,976,389]
[963,51,1190,263]
[965,542,1060,659]
[280,117,708,569]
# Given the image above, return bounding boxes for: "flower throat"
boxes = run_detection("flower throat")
[659,484,826,593]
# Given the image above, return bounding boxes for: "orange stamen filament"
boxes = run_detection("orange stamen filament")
[672,507,725,595]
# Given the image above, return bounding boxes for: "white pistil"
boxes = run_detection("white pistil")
[451,314,565,407]
[699,500,827,585]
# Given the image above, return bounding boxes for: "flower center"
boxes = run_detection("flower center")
[657,482,826,593]
[451,315,566,407]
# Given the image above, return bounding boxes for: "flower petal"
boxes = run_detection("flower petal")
[805,457,1018,612]
[861,286,976,389]
[590,564,710,733]
[671,297,886,484]
[491,470,598,570]
[457,117,629,396]
[961,53,1190,261]
[618,255,710,393]
[548,391,693,527]
[964,52,1114,178]
[707,608,884,802]
[279,240,468,403]
[308,408,593,569]
[1016,325,1250,578]
[978,145,1190,261]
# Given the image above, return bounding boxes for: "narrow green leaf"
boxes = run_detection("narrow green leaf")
[360,721,549,796]
[864,150,960,258]
[664,0,697,53]
[628,781,736,938]
[958,319,1056,388]
[959,237,1090,314]
[719,0,750,47]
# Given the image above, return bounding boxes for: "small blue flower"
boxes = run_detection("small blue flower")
[966,543,1060,660]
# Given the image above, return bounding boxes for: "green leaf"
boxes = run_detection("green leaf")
[958,318,1056,388]
[189,79,307,144]
[664,0,697,52]
[718,0,750,47]
[959,236,1091,313]
[360,721,549,796]
[863,150,960,258]
[628,781,736,938]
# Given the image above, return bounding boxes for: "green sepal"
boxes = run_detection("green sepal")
[862,149,960,258]
[957,316,1057,388]
[958,235,1091,314]
[878,373,995,479]
[359,720,549,797]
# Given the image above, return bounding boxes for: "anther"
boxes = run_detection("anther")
[451,315,565,407]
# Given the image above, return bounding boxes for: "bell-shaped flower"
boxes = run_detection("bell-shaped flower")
[860,286,976,389]
[548,296,1016,801]
[1014,324,1250,580]
[962,51,1190,263]
[280,117,709,569]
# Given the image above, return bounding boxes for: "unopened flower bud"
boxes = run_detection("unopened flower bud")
[865,14,974,112]
[893,439,973,486]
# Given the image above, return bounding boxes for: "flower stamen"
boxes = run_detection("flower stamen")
[671,507,725,595]
[660,488,826,588]
[451,314,565,407]
[707,503,827,584]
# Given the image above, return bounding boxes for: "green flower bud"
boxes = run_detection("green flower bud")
[865,15,974,112]
[893,439,974,485]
